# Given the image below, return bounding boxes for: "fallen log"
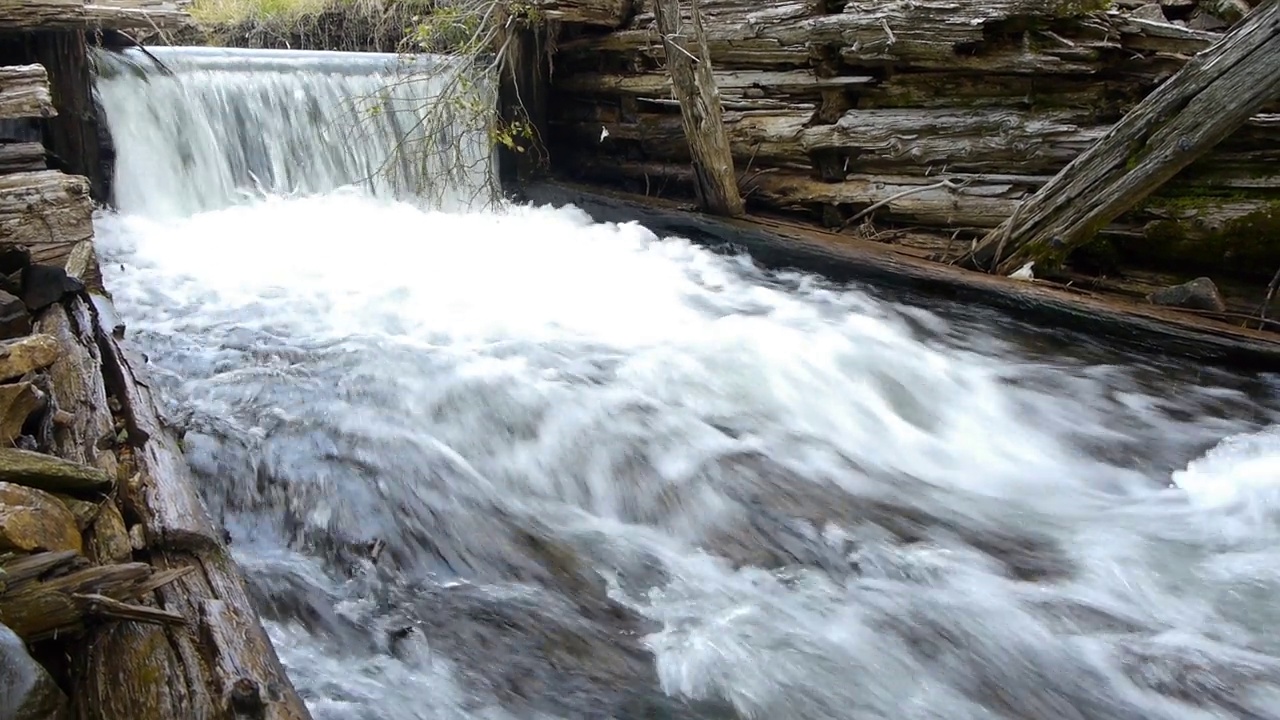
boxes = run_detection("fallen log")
[653,0,743,216]
[521,179,1280,368]
[0,64,56,120]
[80,291,313,720]
[968,0,1280,274]
[0,171,93,266]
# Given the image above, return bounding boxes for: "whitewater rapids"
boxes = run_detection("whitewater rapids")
[91,47,1280,720]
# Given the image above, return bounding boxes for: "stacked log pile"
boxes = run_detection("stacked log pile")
[545,0,1280,280]
[0,57,309,720]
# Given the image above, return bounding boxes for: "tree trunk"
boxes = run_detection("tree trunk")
[652,0,743,216]
[968,0,1280,275]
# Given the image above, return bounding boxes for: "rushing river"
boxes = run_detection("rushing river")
[90,47,1280,720]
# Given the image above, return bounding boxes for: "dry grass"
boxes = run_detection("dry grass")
[187,0,433,52]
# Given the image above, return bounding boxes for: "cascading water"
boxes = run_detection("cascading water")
[91,46,1280,720]
[92,46,494,216]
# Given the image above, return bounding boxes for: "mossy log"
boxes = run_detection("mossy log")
[80,291,313,720]
[968,0,1280,274]
[0,63,55,119]
[0,171,93,267]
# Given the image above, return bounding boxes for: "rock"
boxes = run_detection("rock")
[0,621,70,720]
[0,448,113,494]
[88,500,132,564]
[0,335,59,383]
[1132,3,1169,20]
[1147,276,1227,312]
[19,265,85,313]
[1200,0,1251,23]
[54,493,102,532]
[0,482,82,554]
[0,290,31,341]
[0,246,31,276]
[0,383,44,446]
[1188,8,1230,29]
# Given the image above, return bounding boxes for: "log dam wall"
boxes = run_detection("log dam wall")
[541,0,1280,283]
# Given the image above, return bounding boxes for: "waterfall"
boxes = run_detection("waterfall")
[92,46,495,217]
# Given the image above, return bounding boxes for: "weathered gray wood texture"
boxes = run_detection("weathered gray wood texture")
[546,0,1280,276]
[969,0,1280,273]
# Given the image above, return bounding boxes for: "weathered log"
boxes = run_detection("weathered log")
[557,0,1220,71]
[0,171,93,266]
[563,153,1280,234]
[969,0,1280,274]
[85,292,314,720]
[530,0,632,26]
[522,179,1280,367]
[555,69,874,100]
[653,0,743,215]
[0,64,55,120]
[35,297,118,468]
[0,141,45,172]
[0,0,192,31]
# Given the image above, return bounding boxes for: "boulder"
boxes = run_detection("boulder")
[0,482,82,554]
[54,494,103,532]
[19,265,85,313]
[87,500,132,564]
[0,448,113,495]
[0,621,70,720]
[0,335,58,383]
[0,290,31,341]
[0,382,43,446]
[1147,276,1227,313]
[0,246,31,276]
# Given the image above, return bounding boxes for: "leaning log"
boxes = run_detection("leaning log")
[652,0,743,216]
[968,0,1280,274]
[0,64,56,119]
[0,171,93,266]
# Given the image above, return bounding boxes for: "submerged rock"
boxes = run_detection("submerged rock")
[0,481,83,554]
[0,448,113,495]
[1147,277,1226,313]
[0,335,59,383]
[0,621,70,720]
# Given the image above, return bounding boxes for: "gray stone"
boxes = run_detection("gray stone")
[1147,276,1227,313]
[0,621,70,720]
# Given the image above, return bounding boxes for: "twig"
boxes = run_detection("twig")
[837,178,965,231]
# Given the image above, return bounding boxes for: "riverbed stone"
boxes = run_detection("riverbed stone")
[0,382,43,446]
[20,264,85,313]
[0,621,70,720]
[1148,276,1227,312]
[88,499,132,564]
[0,290,31,341]
[0,448,113,495]
[0,481,82,554]
[54,493,102,532]
[0,335,58,383]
